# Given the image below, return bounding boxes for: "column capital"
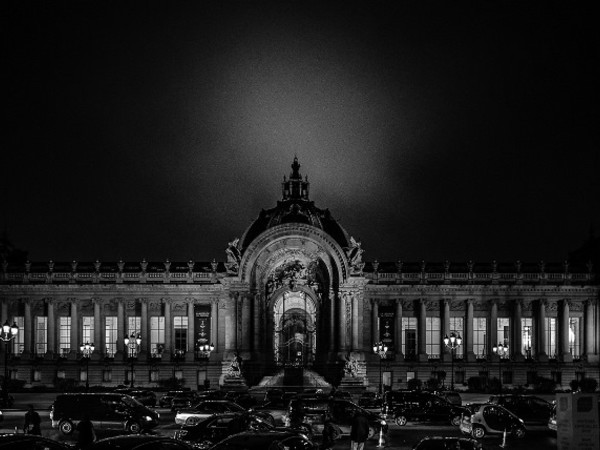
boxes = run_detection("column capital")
[562,298,572,308]
[539,298,548,307]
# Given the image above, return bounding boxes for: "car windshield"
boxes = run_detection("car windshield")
[120,395,143,408]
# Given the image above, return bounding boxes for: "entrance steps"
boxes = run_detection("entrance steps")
[256,369,332,389]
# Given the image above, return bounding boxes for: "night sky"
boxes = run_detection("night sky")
[4,1,599,265]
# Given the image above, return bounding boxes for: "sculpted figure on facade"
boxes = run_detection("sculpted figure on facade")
[225,238,241,275]
[343,353,360,377]
[345,236,364,275]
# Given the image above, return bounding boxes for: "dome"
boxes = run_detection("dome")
[239,157,351,252]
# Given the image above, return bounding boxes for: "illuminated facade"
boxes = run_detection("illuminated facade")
[1,158,599,391]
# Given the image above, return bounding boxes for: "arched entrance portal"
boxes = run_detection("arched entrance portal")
[273,290,317,368]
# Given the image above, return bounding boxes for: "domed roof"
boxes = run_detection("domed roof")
[239,157,351,252]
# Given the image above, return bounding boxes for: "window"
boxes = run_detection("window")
[33,369,42,382]
[545,317,557,358]
[59,317,71,356]
[82,316,94,345]
[12,316,24,354]
[497,317,510,348]
[126,369,136,385]
[150,316,165,357]
[174,369,183,380]
[150,369,160,382]
[521,318,532,358]
[105,316,118,357]
[426,317,440,358]
[174,316,188,354]
[551,371,561,385]
[80,369,88,382]
[449,317,464,358]
[103,369,112,382]
[569,317,580,358]
[402,317,418,359]
[455,371,465,385]
[128,316,141,357]
[36,316,48,356]
[473,317,487,358]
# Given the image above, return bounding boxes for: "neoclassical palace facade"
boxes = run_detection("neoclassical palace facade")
[1,158,599,391]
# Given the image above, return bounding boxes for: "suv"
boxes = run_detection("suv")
[50,393,160,435]
[391,391,470,426]
[488,394,553,424]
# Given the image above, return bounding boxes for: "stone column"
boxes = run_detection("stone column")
[117,300,124,354]
[465,299,474,361]
[538,300,548,361]
[584,300,596,361]
[338,293,347,352]
[418,299,427,361]
[395,300,403,358]
[329,290,336,352]
[70,301,78,354]
[24,300,32,356]
[512,300,523,361]
[140,300,149,355]
[1,301,7,328]
[442,300,450,360]
[352,293,359,350]
[187,300,195,361]
[560,299,572,362]
[94,300,102,355]
[252,293,260,352]
[164,300,172,361]
[372,299,379,345]
[489,300,498,358]
[241,294,252,353]
[47,300,55,355]
[211,299,219,350]
[226,292,238,351]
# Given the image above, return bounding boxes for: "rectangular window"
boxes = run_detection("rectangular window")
[174,316,188,354]
[105,316,118,357]
[80,369,88,382]
[150,316,165,357]
[36,316,48,356]
[127,316,142,357]
[455,371,465,385]
[473,317,487,358]
[59,317,71,357]
[545,317,557,358]
[521,318,533,358]
[503,371,513,385]
[497,317,510,347]
[12,316,24,354]
[449,317,464,358]
[569,317,581,358]
[402,317,418,359]
[82,316,94,346]
[426,317,440,358]
[33,369,42,382]
[526,371,537,386]
[150,369,160,382]
[103,369,112,382]
[551,371,561,385]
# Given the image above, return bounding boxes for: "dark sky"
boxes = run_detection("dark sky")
[3,1,599,265]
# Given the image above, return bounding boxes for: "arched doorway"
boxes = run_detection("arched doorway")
[273,290,317,368]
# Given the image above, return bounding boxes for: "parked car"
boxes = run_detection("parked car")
[50,392,160,435]
[208,429,318,450]
[87,434,194,450]
[0,434,74,450]
[285,398,387,440]
[433,390,462,406]
[358,391,382,409]
[171,391,201,412]
[114,388,157,407]
[159,390,189,408]
[548,402,557,433]
[460,403,526,439]
[175,400,274,427]
[174,411,311,449]
[488,394,553,424]
[381,389,419,415]
[392,392,470,426]
[412,436,483,450]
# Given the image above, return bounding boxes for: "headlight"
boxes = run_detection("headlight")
[143,415,153,421]
[380,420,387,426]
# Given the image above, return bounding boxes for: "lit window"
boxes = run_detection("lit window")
[473,318,487,358]
[150,316,165,356]
[449,317,464,358]
[105,316,118,357]
[59,317,70,356]
[545,317,557,358]
[402,317,417,358]
[426,317,440,358]
[12,316,24,354]
[174,316,188,354]
[36,316,48,356]
[82,316,94,346]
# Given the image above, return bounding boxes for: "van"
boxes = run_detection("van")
[50,392,160,435]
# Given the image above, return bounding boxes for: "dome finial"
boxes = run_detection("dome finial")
[290,156,301,180]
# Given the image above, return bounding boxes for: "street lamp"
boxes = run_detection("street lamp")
[196,340,215,391]
[1,321,18,406]
[79,341,95,391]
[493,342,509,392]
[443,332,462,390]
[124,333,141,388]
[372,342,388,397]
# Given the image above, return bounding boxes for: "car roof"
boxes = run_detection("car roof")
[0,434,72,449]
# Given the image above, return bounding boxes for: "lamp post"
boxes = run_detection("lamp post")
[124,333,141,388]
[372,342,388,397]
[493,342,509,392]
[443,332,462,390]
[79,341,95,392]
[1,321,18,406]
[196,340,215,391]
